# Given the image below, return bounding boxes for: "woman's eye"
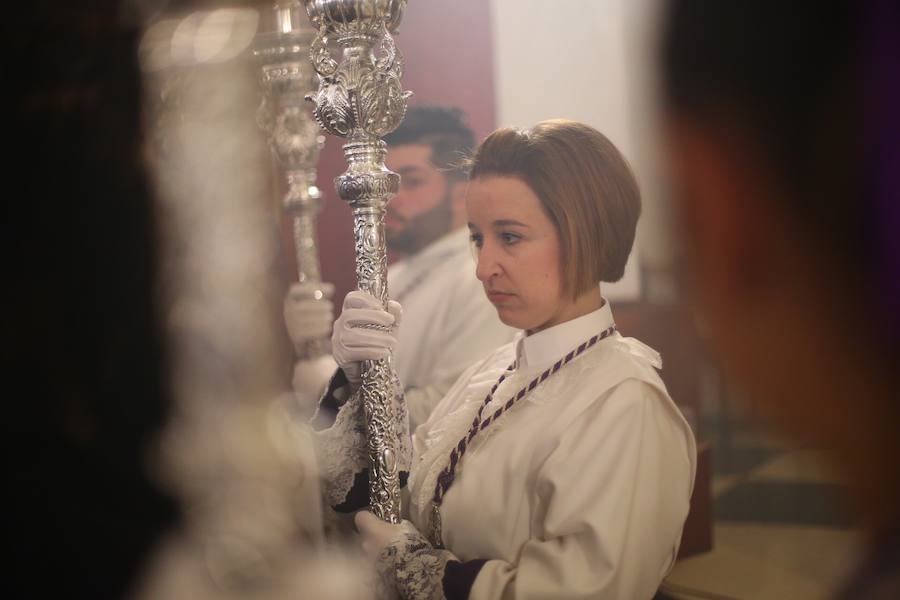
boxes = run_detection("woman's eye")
[501,232,521,245]
[469,232,484,249]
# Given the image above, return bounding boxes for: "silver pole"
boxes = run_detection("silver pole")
[304,0,411,523]
[255,1,331,360]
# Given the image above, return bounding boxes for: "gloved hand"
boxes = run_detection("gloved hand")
[331,291,402,390]
[284,281,335,352]
[355,510,419,558]
[356,510,452,600]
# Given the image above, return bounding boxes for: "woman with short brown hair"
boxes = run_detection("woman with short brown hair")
[469,119,641,295]
[325,119,696,599]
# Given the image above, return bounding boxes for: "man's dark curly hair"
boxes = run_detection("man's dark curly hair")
[384,105,475,181]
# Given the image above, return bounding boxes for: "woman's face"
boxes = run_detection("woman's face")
[466,176,572,332]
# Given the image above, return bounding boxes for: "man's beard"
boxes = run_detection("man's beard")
[386,194,454,256]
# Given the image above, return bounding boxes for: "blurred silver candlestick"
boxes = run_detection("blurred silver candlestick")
[304,0,411,522]
[256,0,330,360]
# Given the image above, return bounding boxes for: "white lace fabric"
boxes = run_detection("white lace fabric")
[408,351,514,529]
[313,369,412,509]
[375,528,456,600]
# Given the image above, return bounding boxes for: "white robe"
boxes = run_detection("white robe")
[406,300,697,600]
[386,228,517,428]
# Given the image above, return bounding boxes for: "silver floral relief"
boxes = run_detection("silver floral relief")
[303,0,410,522]
[338,169,399,201]
[359,33,408,139]
[307,20,410,140]
[353,212,389,303]
[307,68,353,138]
[305,0,407,46]
[309,26,339,78]
[308,49,409,140]
[391,369,412,474]
[361,358,402,522]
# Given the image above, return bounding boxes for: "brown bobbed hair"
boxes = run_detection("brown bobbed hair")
[468,119,642,298]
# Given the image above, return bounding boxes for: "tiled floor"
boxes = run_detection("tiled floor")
[661,419,862,600]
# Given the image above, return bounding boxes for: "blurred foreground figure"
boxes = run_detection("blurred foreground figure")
[3,3,178,597]
[135,3,370,599]
[3,2,367,597]
[660,2,900,598]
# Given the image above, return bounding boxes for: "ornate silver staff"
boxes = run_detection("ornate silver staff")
[304,0,411,523]
[255,1,331,360]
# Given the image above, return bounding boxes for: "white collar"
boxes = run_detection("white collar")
[515,298,615,370]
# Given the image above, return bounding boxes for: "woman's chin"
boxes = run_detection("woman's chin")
[495,308,533,331]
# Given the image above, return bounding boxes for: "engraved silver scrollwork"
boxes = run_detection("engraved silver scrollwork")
[303,0,410,522]
[255,1,331,360]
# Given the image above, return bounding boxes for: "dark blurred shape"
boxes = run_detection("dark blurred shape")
[662,1,865,284]
[659,1,899,598]
[2,3,179,597]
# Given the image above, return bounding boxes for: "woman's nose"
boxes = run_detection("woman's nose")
[475,242,501,283]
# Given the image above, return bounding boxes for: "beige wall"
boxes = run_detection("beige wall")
[490,0,676,302]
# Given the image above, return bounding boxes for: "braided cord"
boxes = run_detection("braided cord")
[432,325,617,507]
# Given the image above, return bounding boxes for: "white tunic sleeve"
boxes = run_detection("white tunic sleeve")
[468,378,696,600]
[402,271,516,431]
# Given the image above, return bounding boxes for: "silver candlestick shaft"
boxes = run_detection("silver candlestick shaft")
[256,1,331,360]
[304,0,411,523]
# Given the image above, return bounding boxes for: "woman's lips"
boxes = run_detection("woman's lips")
[486,290,515,304]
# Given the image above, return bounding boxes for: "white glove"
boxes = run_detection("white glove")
[284,281,335,350]
[331,291,402,390]
[356,510,453,600]
[355,510,418,558]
